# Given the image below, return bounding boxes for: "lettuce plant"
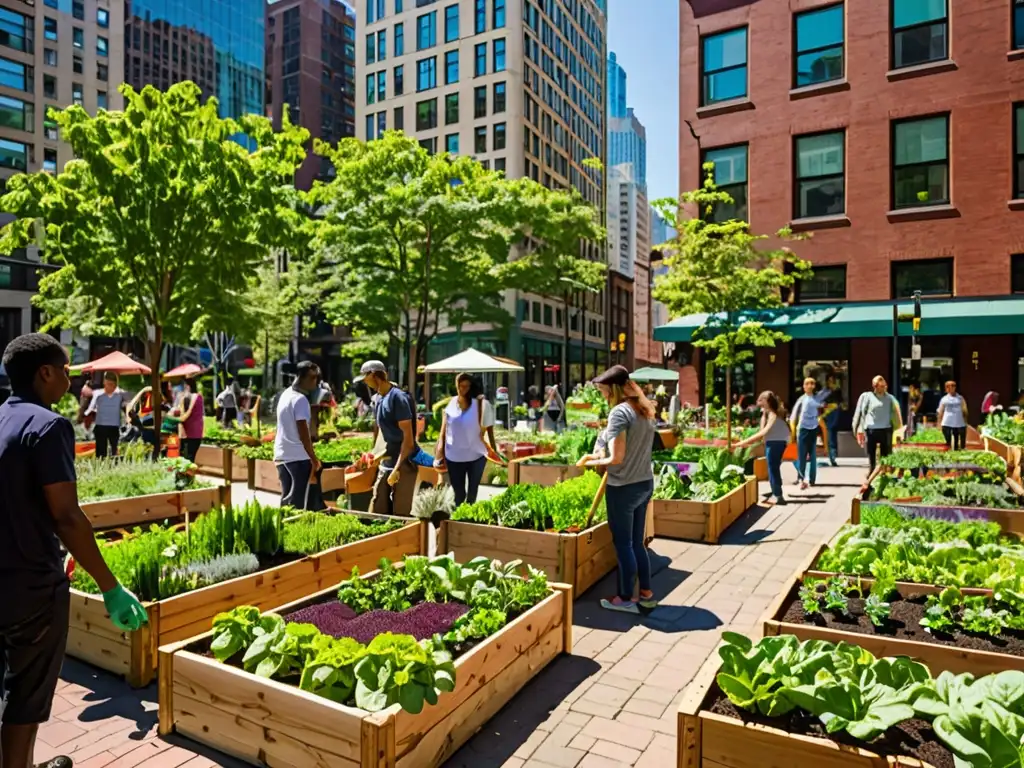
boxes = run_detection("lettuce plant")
[863,594,891,626]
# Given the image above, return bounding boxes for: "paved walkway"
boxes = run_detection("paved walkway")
[32,464,864,768]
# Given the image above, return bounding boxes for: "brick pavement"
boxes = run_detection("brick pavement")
[31,466,864,768]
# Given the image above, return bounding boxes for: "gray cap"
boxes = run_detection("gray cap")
[353,360,386,383]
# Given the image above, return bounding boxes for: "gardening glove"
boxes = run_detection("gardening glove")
[103,584,147,631]
[388,467,401,487]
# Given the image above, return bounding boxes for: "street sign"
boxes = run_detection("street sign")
[911,343,922,361]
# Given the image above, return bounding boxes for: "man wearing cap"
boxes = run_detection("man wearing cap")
[355,361,417,516]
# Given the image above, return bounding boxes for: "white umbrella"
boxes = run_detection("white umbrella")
[420,348,524,426]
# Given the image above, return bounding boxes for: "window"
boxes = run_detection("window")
[368,0,376,24]
[475,0,486,33]
[417,12,436,50]
[394,64,404,94]
[366,73,375,104]
[72,0,83,19]
[474,85,486,117]
[892,114,949,208]
[394,23,404,56]
[44,108,58,140]
[794,4,843,87]
[531,301,540,323]
[422,137,438,154]
[474,43,486,76]
[377,71,386,100]
[44,48,57,66]
[0,138,27,171]
[445,50,458,83]
[394,106,404,130]
[73,54,82,74]
[416,98,437,130]
[366,33,375,64]
[701,144,748,221]
[97,8,109,28]
[72,82,82,106]
[0,57,30,92]
[377,0,385,20]
[892,0,947,69]
[543,304,552,326]
[417,57,436,90]
[0,9,32,54]
[97,62,107,81]
[796,265,847,302]
[701,27,747,105]
[366,114,375,140]
[493,82,506,112]
[794,131,845,218]
[1015,104,1024,199]
[97,90,106,109]
[1013,255,1024,294]
[891,258,953,298]
[493,122,506,150]
[44,17,57,42]
[475,125,487,153]
[1016,0,1024,50]
[97,36,107,57]
[446,133,459,153]
[43,147,56,172]
[72,27,83,48]
[395,0,403,12]
[494,157,505,173]
[493,39,505,71]
[494,0,505,27]
[43,74,55,98]
[0,95,32,131]
[445,92,459,124]
[445,4,459,42]
[377,30,386,60]
[378,111,387,137]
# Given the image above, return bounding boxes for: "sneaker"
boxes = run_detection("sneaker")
[774,496,788,506]
[800,481,809,490]
[36,758,73,768]
[830,460,839,467]
[600,597,639,615]
[638,590,659,609]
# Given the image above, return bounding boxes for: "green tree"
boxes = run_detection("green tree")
[653,164,811,443]
[307,132,604,391]
[0,82,308,451]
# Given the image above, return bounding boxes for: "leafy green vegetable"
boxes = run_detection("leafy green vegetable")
[823,577,850,616]
[863,594,891,626]
[210,606,266,662]
[451,471,606,532]
[798,580,822,616]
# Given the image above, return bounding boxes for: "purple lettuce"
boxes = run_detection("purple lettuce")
[286,600,468,644]
[284,601,358,636]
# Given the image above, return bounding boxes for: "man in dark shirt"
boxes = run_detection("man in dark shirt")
[0,333,147,768]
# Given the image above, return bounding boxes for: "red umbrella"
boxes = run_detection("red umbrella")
[74,351,151,375]
[163,363,205,379]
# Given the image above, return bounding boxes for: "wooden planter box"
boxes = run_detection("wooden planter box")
[851,497,1024,536]
[753,456,767,481]
[985,435,1022,481]
[68,515,423,687]
[438,509,654,598]
[248,457,282,493]
[194,445,239,481]
[653,476,758,544]
[657,429,678,450]
[82,485,230,530]
[506,452,561,486]
[158,581,573,768]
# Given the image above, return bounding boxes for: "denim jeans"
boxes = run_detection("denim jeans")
[447,455,487,507]
[605,479,654,601]
[764,440,786,499]
[825,409,840,461]
[277,460,317,510]
[797,427,818,485]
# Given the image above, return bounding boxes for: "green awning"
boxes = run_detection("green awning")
[653,297,1024,343]
[630,366,679,381]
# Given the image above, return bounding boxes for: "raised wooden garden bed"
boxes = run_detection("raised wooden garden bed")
[984,434,1022,480]
[506,452,572,486]
[68,513,423,687]
[657,428,678,449]
[753,456,767,481]
[157,580,573,768]
[248,457,282,494]
[82,485,231,530]
[850,497,1024,536]
[653,476,758,544]
[193,445,247,481]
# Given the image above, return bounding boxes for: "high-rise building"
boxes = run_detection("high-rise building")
[649,207,674,249]
[356,0,607,391]
[124,0,264,120]
[607,162,650,368]
[606,49,625,118]
[266,0,356,189]
[609,106,645,192]
[0,0,124,350]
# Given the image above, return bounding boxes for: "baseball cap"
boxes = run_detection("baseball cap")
[353,360,387,383]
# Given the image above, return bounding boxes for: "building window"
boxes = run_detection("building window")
[394,64,404,95]
[495,157,505,173]
[794,4,843,87]
[378,111,387,137]
[0,138,27,170]
[394,106,404,130]
[97,36,108,57]
[493,122,506,150]
[377,0,385,20]
[377,71,386,101]
[44,108,57,140]
[892,114,949,209]
[417,12,437,50]
[366,33,375,64]
[366,73,375,104]
[416,57,436,91]
[394,23,404,56]
[43,147,56,172]
[891,0,947,69]
[377,30,386,60]
[395,0,403,12]
[531,301,540,323]
[493,82,506,112]
[0,9,32,55]
[97,90,106,110]
[72,82,82,106]
[494,0,505,28]
[446,133,459,154]
[794,131,845,218]
[0,95,31,131]
[416,98,437,130]
[474,43,486,76]
[0,57,30,93]
[891,258,953,298]
[97,62,107,81]
[44,17,57,42]
[365,114,375,140]
[1012,254,1024,293]
[493,39,505,71]
[475,125,487,153]
[701,144,748,222]
[97,8,109,28]
[701,27,747,106]
[368,0,376,24]
[73,27,83,49]
[44,48,57,66]
[73,54,82,74]
[1015,104,1024,200]
[475,0,486,33]
[43,74,55,98]
[445,50,458,84]
[474,85,486,117]
[445,4,459,42]
[1016,0,1024,50]
[445,92,459,124]
[796,265,846,302]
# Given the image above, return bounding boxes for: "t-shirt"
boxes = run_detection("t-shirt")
[182,393,205,439]
[853,391,899,432]
[375,386,414,466]
[604,402,655,487]
[939,394,966,428]
[0,395,77,596]
[274,387,313,463]
[792,390,830,431]
[765,412,791,442]
[87,388,129,427]
[443,397,495,462]
[217,389,237,409]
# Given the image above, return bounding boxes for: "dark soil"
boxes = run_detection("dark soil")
[780,586,1024,656]
[706,683,954,768]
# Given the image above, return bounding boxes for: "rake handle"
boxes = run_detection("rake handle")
[585,471,609,529]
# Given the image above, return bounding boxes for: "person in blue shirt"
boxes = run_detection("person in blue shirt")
[790,377,830,489]
[0,333,147,768]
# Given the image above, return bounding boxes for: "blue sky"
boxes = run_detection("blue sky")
[607,0,679,203]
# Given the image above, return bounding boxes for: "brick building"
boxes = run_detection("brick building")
[656,0,1024,422]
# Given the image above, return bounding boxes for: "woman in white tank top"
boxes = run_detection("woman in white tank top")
[435,373,498,506]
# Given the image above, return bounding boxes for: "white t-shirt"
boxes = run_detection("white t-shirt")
[274,387,313,463]
[939,394,966,428]
[443,397,496,462]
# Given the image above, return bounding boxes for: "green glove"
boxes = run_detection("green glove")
[102,584,148,631]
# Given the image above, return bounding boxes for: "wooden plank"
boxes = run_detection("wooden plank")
[254,459,282,493]
[66,626,132,674]
[180,486,223,515]
[322,467,347,493]
[68,590,135,644]
[549,582,573,653]
[678,714,701,768]
[574,523,618,597]
[444,521,563,580]
[517,462,584,487]
[194,445,226,477]
[128,605,159,687]
[82,491,183,529]
[753,457,768,481]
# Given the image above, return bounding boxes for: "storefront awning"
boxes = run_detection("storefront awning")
[652,297,1024,343]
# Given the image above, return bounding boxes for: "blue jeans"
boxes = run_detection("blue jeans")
[825,409,840,462]
[765,441,786,499]
[606,479,654,601]
[446,455,487,507]
[797,427,818,485]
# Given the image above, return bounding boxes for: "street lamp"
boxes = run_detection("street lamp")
[559,276,601,392]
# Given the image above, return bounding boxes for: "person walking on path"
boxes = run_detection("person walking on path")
[216,382,238,428]
[790,377,830,490]
[543,385,564,433]
[853,375,904,473]
[578,365,657,615]
[176,378,205,463]
[86,372,130,458]
[434,373,500,507]
[0,334,147,768]
[823,374,843,466]
[356,361,418,517]
[938,380,968,450]
[735,391,790,506]
[274,362,322,510]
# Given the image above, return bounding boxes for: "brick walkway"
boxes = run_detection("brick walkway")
[32,466,864,768]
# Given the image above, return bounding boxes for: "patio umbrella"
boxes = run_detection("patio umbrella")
[163,363,205,379]
[420,348,524,426]
[73,351,151,375]
[630,366,679,382]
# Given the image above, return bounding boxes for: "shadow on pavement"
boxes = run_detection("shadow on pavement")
[162,733,251,767]
[60,659,157,739]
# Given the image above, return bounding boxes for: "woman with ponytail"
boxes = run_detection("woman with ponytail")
[579,365,657,614]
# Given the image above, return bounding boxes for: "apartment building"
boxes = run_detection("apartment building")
[356,0,607,392]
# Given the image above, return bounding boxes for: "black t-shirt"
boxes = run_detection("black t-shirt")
[374,387,414,466]
[0,395,77,595]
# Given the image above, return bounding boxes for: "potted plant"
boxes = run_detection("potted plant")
[411,484,456,528]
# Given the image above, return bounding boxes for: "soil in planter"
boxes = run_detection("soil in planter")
[706,683,954,768]
[780,587,1024,657]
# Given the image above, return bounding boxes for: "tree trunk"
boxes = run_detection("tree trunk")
[148,329,163,461]
[725,365,732,447]
[562,290,570,397]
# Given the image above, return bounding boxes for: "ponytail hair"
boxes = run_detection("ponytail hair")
[759,390,786,420]
[609,381,656,420]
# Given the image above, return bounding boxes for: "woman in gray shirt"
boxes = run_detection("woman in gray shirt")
[578,365,656,615]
